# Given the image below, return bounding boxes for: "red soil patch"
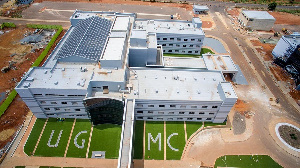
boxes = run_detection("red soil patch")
[227,7,240,17]
[202,21,213,28]
[269,11,300,25]
[233,99,251,118]
[250,40,275,61]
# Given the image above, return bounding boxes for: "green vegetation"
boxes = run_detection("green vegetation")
[186,121,203,139]
[34,118,74,157]
[145,121,164,160]
[268,2,277,11]
[200,48,215,55]
[0,22,16,29]
[66,119,92,158]
[24,119,47,156]
[88,124,122,159]
[133,120,144,159]
[214,155,282,168]
[277,9,300,15]
[204,122,227,127]
[163,53,201,58]
[166,121,185,160]
[15,166,25,168]
[0,89,17,117]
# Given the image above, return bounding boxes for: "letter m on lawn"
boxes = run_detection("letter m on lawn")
[148,133,161,151]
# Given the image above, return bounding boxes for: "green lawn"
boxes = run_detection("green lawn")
[163,53,201,58]
[200,48,215,55]
[34,118,74,157]
[185,121,203,139]
[145,121,164,160]
[204,122,226,128]
[66,119,92,158]
[214,155,282,168]
[24,119,46,156]
[88,124,122,159]
[166,121,185,160]
[133,120,144,159]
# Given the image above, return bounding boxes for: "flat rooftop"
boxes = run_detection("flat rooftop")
[134,19,204,35]
[242,10,275,20]
[163,57,206,69]
[203,54,237,72]
[129,69,225,101]
[193,5,209,11]
[113,16,130,31]
[102,37,126,60]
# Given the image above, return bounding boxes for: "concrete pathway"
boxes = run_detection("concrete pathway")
[64,118,76,157]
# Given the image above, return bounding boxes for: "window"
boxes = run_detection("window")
[72,102,78,105]
[191,106,197,108]
[179,112,185,114]
[148,111,153,114]
[187,118,193,120]
[157,38,160,40]
[212,106,218,108]
[191,39,195,41]
[168,112,174,114]
[75,109,81,111]
[197,118,202,120]
[54,108,60,111]
[169,44,173,46]
[147,117,153,120]
[34,94,42,96]
[176,44,180,47]
[195,51,199,53]
[177,38,181,41]
[206,118,212,120]
[163,50,165,52]
[202,106,208,108]
[175,50,179,53]
[188,51,192,53]
[196,45,201,48]
[177,118,183,120]
[65,109,71,112]
[182,51,185,53]
[44,108,50,111]
[209,113,214,115]
[40,101,46,104]
[158,112,164,114]
[170,38,174,40]
[137,104,143,107]
[167,118,173,121]
[180,105,186,108]
[199,112,205,114]
[168,50,172,52]
[162,44,166,46]
[189,112,195,114]
[137,111,143,114]
[62,102,67,104]
[184,39,188,41]
[198,39,201,42]
[137,117,143,119]
[189,44,193,47]
[157,118,163,120]
[183,45,186,47]
[148,105,154,107]
[163,38,167,40]
[170,105,176,108]
[51,102,57,104]
[159,105,165,107]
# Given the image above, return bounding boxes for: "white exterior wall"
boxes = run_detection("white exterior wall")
[134,99,223,122]
[156,33,204,55]
[239,12,275,31]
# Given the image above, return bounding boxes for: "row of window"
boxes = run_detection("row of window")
[136,116,212,121]
[46,114,86,117]
[44,107,83,112]
[136,104,218,109]
[163,50,199,54]
[34,94,85,97]
[157,37,202,42]
[136,111,215,115]
[160,43,201,48]
[40,101,80,105]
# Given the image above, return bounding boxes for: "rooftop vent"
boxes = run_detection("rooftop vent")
[24,82,30,88]
[62,68,65,71]
[26,77,34,81]
[197,90,201,94]
[44,70,48,74]
[54,81,58,85]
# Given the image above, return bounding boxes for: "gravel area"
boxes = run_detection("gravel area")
[232,112,246,135]
[278,125,300,149]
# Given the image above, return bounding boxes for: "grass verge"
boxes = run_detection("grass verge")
[166,121,185,160]
[200,48,215,55]
[214,155,282,168]
[133,120,144,159]
[66,119,91,158]
[88,124,122,159]
[145,121,164,160]
[204,122,226,127]
[34,118,74,157]
[24,119,46,156]
[185,121,203,139]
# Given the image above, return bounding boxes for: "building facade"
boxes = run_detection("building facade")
[238,10,275,31]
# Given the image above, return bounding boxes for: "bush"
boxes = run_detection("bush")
[0,90,17,116]
[268,2,277,11]
[1,22,16,29]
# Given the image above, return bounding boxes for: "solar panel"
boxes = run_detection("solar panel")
[55,16,112,62]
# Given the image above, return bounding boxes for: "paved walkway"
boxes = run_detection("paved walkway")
[203,37,228,54]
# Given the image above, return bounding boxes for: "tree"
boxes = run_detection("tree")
[268,2,277,11]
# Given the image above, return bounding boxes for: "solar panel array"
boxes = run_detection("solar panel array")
[55,16,112,61]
